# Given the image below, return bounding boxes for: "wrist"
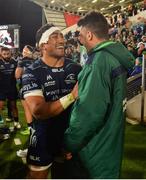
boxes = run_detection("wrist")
[60,93,75,110]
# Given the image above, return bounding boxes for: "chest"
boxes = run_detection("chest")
[23,60,33,68]
[0,61,16,74]
[38,67,77,101]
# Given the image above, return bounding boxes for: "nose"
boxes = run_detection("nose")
[58,34,64,43]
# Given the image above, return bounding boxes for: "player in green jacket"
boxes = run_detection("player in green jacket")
[64,11,134,178]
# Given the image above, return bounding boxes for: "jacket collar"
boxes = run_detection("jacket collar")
[88,40,116,56]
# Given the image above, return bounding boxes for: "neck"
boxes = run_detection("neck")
[88,38,108,51]
[42,55,64,67]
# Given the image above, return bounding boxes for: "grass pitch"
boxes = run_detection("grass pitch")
[0,101,146,178]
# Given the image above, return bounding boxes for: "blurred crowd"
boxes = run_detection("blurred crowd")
[64,6,146,76]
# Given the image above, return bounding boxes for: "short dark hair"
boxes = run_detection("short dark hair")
[24,45,34,52]
[36,23,55,47]
[77,11,109,40]
[1,47,10,52]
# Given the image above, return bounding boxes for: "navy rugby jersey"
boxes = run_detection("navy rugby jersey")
[0,59,17,91]
[22,58,81,154]
[17,57,35,87]
[17,57,34,71]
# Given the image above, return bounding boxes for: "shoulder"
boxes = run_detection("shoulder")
[23,59,44,80]
[27,59,42,71]
[11,58,17,64]
[0,60,3,64]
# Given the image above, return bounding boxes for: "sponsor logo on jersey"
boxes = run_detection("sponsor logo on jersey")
[52,68,64,73]
[22,82,38,91]
[10,64,15,69]
[0,65,5,69]
[47,75,53,80]
[22,73,34,78]
[29,155,40,162]
[61,88,72,93]
[46,89,60,96]
[44,81,55,87]
[65,74,76,84]
[52,95,59,101]
[44,75,55,87]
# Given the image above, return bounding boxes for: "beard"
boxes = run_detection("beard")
[3,57,10,61]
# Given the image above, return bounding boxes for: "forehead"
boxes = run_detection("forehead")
[50,30,63,36]
[23,46,30,52]
[78,26,88,33]
[2,50,10,53]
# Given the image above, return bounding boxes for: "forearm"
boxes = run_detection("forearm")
[32,100,64,119]
[25,93,75,119]
[15,68,23,79]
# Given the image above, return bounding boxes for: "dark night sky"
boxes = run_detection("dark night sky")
[0,0,42,49]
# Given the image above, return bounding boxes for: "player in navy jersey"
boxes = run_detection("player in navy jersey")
[15,45,35,135]
[21,24,81,179]
[15,45,35,158]
[0,47,20,128]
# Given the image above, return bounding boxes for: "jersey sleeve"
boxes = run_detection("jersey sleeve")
[21,68,44,98]
[17,59,24,68]
[64,63,111,153]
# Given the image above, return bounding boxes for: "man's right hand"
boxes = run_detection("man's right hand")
[65,152,72,160]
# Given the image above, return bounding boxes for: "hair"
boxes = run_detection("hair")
[127,44,133,48]
[24,45,34,52]
[1,47,10,52]
[77,11,109,40]
[35,23,55,47]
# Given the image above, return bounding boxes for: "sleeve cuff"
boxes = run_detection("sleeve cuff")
[24,89,44,98]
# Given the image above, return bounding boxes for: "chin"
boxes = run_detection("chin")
[58,53,65,58]
[54,55,64,59]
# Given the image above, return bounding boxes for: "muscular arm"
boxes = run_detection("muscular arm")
[21,63,79,120]
[24,83,78,119]
[25,96,64,119]
[15,67,24,79]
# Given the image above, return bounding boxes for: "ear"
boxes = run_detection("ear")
[87,31,93,41]
[40,43,46,51]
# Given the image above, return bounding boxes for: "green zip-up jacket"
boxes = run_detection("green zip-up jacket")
[64,41,134,178]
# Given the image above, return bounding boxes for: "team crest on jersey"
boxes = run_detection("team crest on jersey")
[65,74,76,84]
